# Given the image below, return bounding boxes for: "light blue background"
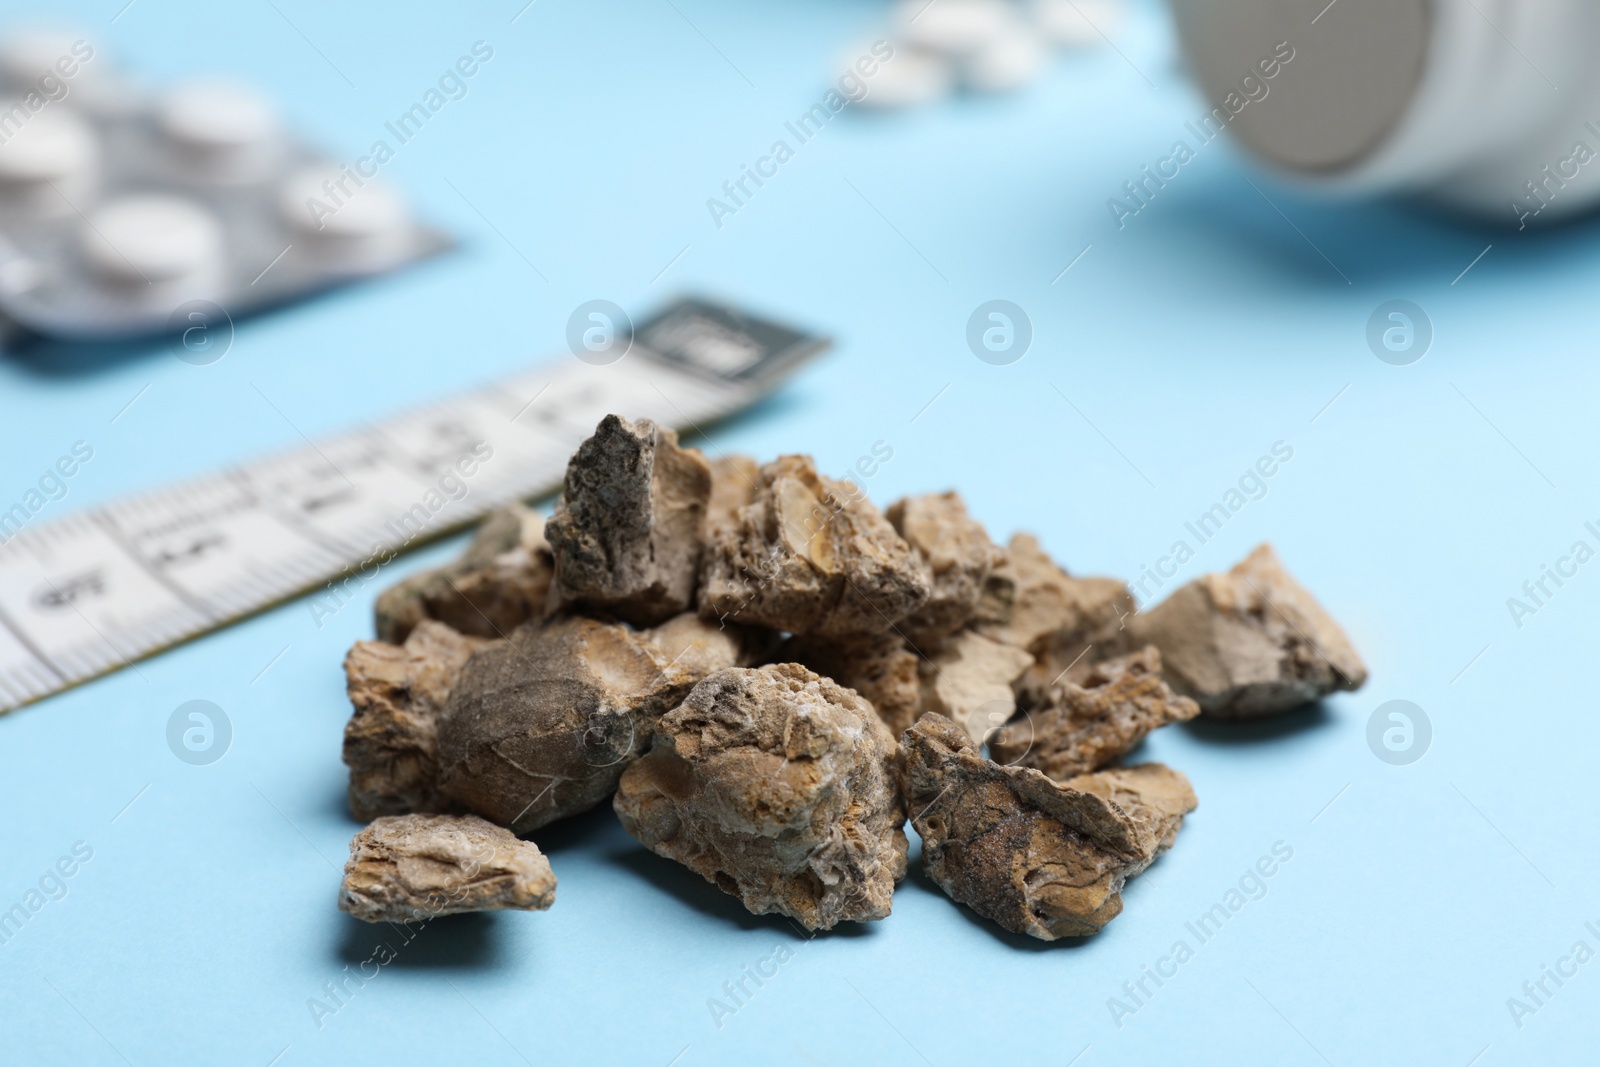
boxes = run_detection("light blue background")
[1,1,1595,1064]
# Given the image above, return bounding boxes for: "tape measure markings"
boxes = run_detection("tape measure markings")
[0,298,827,714]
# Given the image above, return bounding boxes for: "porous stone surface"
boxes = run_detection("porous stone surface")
[343,621,488,821]
[903,714,1196,940]
[919,629,1034,745]
[545,415,713,627]
[989,646,1199,779]
[978,534,1133,662]
[1021,575,1137,681]
[436,615,711,833]
[614,664,908,931]
[886,491,1009,645]
[643,611,773,677]
[374,505,554,644]
[338,814,556,923]
[698,455,931,637]
[780,631,924,736]
[1127,543,1367,718]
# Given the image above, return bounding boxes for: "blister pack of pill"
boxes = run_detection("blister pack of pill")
[0,30,451,342]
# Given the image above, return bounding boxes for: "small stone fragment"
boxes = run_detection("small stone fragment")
[989,646,1199,779]
[436,615,709,833]
[977,533,1134,660]
[780,631,924,736]
[919,628,1034,745]
[1063,763,1197,863]
[614,664,908,931]
[706,453,759,534]
[886,491,1009,644]
[978,531,1136,707]
[545,414,713,626]
[338,814,556,923]
[903,714,1196,940]
[1022,574,1137,679]
[643,611,776,677]
[699,455,930,636]
[374,504,554,644]
[1127,543,1367,718]
[343,621,488,821]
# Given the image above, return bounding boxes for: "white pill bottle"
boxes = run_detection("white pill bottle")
[1168,0,1600,226]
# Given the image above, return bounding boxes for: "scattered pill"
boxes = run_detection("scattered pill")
[895,0,1017,57]
[961,28,1049,93]
[856,47,956,109]
[860,0,1123,111]
[1031,0,1124,47]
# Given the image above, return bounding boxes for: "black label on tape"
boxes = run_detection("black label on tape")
[633,297,830,387]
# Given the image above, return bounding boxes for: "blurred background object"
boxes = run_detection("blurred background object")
[1170,0,1600,225]
[0,27,450,344]
[853,0,1127,109]
[859,0,1600,228]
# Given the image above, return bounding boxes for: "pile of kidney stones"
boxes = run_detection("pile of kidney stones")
[335,415,1366,941]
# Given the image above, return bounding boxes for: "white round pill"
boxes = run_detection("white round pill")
[0,31,97,90]
[854,46,955,110]
[79,195,222,285]
[961,28,1048,93]
[279,165,410,264]
[1031,0,1124,47]
[894,0,1016,57]
[158,80,281,180]
[0,106,96,189]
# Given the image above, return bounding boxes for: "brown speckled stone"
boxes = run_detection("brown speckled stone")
[886,491,1008,644]
[903,714,1195,940]
[1128,543,1367,718]
[374,505,554,644]
[615,664,908,931]
[706,453,760,535]
[436,615,721,833]
[339,814,556,923]
[778,630,924,737]
[698,455,930,637]
[546,415,713,627]
[989,646,1199,779]
[919,629,1034,745]
[972,534,1095,649]
[342,621,488,821]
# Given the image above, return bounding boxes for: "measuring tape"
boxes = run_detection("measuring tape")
[0,298,829,714]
